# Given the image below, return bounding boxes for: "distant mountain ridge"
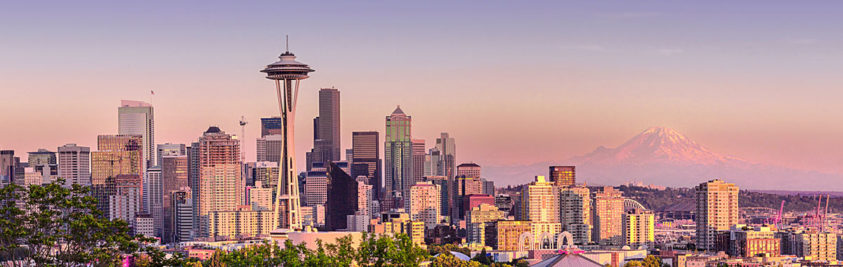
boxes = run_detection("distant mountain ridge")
[484,127,843,191]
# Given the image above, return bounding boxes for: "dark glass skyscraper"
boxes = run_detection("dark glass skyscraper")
[351,131,381,200]
[325,161,358,230]
[260,117,283,137]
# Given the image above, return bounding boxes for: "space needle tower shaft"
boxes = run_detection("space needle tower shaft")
[261,37,314,231]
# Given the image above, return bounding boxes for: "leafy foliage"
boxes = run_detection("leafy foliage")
[0,180,144,266]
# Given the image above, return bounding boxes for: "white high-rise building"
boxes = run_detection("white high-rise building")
[256,134,282,163]
[57,144,90,187]
[146,166,163,238]
[118,100,154,169]
[119,100,154,214]
[409,181,441,229]
[434,133,456,178]
[356,177,373,217]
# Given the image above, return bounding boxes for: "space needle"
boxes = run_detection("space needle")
[261,37,314,232]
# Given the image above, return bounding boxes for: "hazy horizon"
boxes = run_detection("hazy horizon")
[3,1,843,189]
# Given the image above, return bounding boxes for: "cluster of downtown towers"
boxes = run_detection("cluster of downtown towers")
[0,88,479,244]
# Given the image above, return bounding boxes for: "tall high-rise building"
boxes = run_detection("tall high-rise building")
[560,185,592,244]
[256,134,282,163]
[196,126,242,237]
[311,88,341,165]
[108,174,142,228]
[409,181,441,229]
[187,142,200,234]
[92,135,144,215]
[435,133,456,178]
[161,155,188,243]
[384,106,412,209]
[411,139,426,189]
[622,209,654,247]
[304,168,328,207]
[521,176,562,239]
[356,177,374,217]
[92,135,143,185]
[424,148,441,177]
[455,176,486,221]
[425,176,452,219]
[118,100,154,169]
[146,166,163,238]
[456,163,481,178]
[156,143,185,166]
[549,166,575,188]
[260,117,283,137]
[171,187,193,242]
[351,131,381,200]
[696,179,739,250]
[593,186,624,246]
[325,161,358,230]
[57,144,91,187]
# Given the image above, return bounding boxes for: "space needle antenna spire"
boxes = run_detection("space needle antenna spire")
[285,35,289,53]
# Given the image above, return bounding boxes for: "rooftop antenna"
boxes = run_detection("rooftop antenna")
[286,35,289,52]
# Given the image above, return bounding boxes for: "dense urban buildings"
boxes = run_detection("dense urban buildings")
[696,179,739,251]
[408,181,441,229]
[559,185,592,244]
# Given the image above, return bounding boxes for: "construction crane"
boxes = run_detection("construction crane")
[240,116,248,198]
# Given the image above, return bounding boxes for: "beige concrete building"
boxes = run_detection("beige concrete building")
[796,231,837,263]
[409,181,441,229]
[593,186,624,245]
[208,206,275,239]
[467,203,506,245]
[197,127,242,238]
[695,179,739,250]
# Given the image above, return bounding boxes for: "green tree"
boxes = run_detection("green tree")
[641,255,663,267]
[625,260,643,267]
[471,248,492,265]
[0,180,141,266]
[431,252,481,267]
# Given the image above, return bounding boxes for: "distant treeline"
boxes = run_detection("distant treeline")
[617,185,843,213]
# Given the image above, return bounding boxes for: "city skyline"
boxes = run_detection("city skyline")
[3,1,843,190]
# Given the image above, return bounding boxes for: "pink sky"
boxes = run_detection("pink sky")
[2,1,843,179]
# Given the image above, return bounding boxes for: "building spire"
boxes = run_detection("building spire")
[285,35,289,53]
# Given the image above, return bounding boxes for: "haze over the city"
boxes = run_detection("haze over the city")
[3,1,843,189]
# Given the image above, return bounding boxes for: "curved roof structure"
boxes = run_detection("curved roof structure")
[261,51,315,80]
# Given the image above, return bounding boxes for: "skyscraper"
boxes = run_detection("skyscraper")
[118,100,154,169]
[549,166,575,188]
[0,150,16,185]
[622,209,655,247]
[156,143,186,166]
[384,106,412,209]
[311,88,341,165]
[109,174,142,229]
[196,126,242,237]
[696,179,739,250]
[171,188,193,242]
[435,133,456,178]
[146,166,163,237]
[560,185,592,244]
[351,131,381,200]
[411,139,426,189]
[409,181,441,229]
[256,134,282,163]
[161,155,188,243]
[456,163,481,178]
[57,144,91,187]
[261,43,313,231]
[92,135,144,216]
[260,117,283,137]
[520,176,561,240]
[325,161,357,230]
[593,186,624,246]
